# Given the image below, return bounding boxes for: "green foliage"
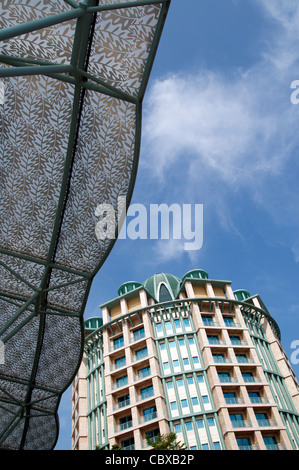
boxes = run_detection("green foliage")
[146,432,187,450]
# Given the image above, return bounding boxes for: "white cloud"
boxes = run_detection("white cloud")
[141,1,299,261]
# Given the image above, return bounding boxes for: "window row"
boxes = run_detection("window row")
[237,435,284,450]
[173,416,222,450]
[113,384,155,409]
[111,346,149,371]
[230,411,278,428]
[155,317,193,337]
[114,405,158,433]
[110,327,145,351]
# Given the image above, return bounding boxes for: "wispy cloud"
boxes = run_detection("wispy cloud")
[141,0,299,261]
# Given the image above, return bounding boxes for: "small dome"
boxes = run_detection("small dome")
[84,317,103,331]
[118,281,142,297]
[182,269,209,282]
[233,289,251,301]
[143,273,181,301]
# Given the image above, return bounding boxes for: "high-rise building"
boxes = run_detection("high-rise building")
[71,269,299,451]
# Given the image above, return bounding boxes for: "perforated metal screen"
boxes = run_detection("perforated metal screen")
[0,0,170,449]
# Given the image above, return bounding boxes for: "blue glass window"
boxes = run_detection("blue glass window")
[207,417,215,426]
[159,284,172,302]
[174,423,181,433]
[186,421,192,431]
[133,327,145,341]
[113,336,124,349]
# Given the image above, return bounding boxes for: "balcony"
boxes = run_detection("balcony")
[242,376,262,383]
[238,445,260,451]
[122,444,135,450]
[109,339,125,352]
[230,338,248,346]
[225,397,245,405]
[224,321,242,328]
[257,419,277,427]
[113,399,131,411]
[132,349,148,363]
[138,411,158,425]
[213,356,232,364]
[135,368,151,381]
[114,420,133,433]
[112,377,128,390]
[129,330,145,343]
[231,419,252,428]
[236,357,254,364]
[137,389,154,402]
[250,396,269,404]
[141,435,159,449]
[265,444,286,450]
[110,359,126,371]
[202,320,220,328]
[208,338,226,345]
[218,376,238,384]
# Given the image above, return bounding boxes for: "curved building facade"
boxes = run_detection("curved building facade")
[71,270,299,450]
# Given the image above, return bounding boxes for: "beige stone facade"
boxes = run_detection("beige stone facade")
[71,270,299,450]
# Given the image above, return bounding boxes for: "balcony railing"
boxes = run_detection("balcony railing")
[257,419,277,427]
[202,320,220,327]
[139,411,158,424]
[135,369,151,381]
[225,397,245,405]
[231,419,252,428]
[112,378,128,390]
[238,445,260,451]
[225,322,242,328]
[141,435,160,448]
[129,331,145,343]
[113,399,130,411]
[114,420,133,433]
[109,343,125,352]
[110,360,126,371]
[122,444,135,450]
[230,339,248,346]
[213,357,232,363]
[236,357,254,364]
[250,397,269,404]
[242,376,262,383]
[132,350,148,362]
[137,390,154,401]
[208,339,226,345]
[219,376,238,383]
[265,444,286,450]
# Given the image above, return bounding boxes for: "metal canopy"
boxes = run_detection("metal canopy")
[0,0,170,450]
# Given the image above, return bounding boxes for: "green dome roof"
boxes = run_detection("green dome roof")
[143,273,181,301]
[182,269,209,282]
[233,289,251,301]
[118,281,142,297]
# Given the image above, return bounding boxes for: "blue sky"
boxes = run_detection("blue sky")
[55,0,299,449]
